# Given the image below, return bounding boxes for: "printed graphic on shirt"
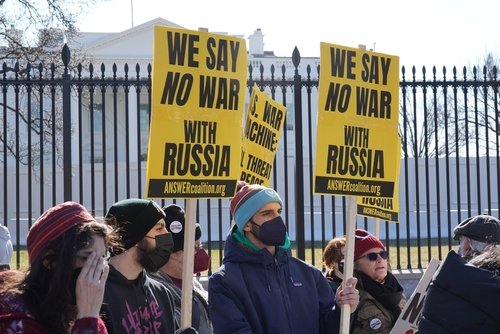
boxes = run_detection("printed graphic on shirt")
[120,300,164,333]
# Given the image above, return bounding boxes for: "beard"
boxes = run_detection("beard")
[135,234,173,272]
[136,239,158,272]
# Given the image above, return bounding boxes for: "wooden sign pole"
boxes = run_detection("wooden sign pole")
[180,198,197,329]
[339,195,357,334]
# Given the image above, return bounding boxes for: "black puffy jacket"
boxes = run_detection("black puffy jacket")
[417,251,500,334]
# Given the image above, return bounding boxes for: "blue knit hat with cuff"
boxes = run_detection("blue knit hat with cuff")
[230,182,283,230]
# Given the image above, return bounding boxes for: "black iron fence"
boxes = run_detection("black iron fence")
[1,45,499,271]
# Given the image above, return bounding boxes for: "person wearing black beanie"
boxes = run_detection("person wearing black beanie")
[150,204,213,334]
[101,198,197,334]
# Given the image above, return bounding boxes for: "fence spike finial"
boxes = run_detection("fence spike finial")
[292,47,300,68]
[62,43,71,68]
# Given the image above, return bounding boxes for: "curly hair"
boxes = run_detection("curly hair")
[2,220,119,333]
[323,236,346,269]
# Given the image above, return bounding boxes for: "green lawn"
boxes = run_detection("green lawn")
[10,239,455,273]
[205,238,454,272]
[9,248,29,271]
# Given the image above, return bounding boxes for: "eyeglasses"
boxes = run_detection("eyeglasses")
[359,251,389,261]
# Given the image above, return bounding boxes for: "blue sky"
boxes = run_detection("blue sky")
[79,0,500,70]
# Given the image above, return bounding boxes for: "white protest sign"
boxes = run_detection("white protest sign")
[389,259,441,334]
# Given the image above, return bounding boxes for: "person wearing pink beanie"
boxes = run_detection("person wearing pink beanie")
[350,229,405,334]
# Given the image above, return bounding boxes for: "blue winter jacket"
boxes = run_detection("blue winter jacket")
[208,231,341,334]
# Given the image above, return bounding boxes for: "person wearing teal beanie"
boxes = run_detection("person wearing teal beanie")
[208,181,359,334]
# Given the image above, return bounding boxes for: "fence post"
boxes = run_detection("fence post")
[292,47,305,260]
[61,44,72,201]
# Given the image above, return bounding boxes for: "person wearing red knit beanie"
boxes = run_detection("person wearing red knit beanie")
[351,229,406,334]
[0,201,119,334]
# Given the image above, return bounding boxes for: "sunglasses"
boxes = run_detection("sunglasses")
[360,251,389,261]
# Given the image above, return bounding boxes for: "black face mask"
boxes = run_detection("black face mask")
[250,216,287,246]
[138,233,174,272]
[69,267,82,305]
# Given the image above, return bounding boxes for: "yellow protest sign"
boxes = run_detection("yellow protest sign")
[239,84,286,186]
[357,135,401,222]
[314,42,400,198]
[146,26,247,198]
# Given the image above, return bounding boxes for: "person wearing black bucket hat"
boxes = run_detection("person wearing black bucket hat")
[453,214,500,261]
[101,198,197,334]
[150,204,213,334]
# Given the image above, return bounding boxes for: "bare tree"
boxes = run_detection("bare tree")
[399,67,468,158]
[0,0,102,167]
[398,55,500,159]
[0,0,102,71]
[462,53,500,156]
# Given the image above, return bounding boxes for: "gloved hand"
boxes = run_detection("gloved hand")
[175,328,198,334]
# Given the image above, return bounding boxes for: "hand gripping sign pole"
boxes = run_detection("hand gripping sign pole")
[340,195,357,334]
[180,198,197,329]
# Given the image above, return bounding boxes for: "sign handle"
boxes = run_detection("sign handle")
[374,217,380,238]
[180,198,197,329]
[340,195,357,334]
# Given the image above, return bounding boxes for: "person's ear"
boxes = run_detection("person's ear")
[243,221,252,232]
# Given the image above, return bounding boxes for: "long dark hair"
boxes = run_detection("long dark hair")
[1,220,119,333]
